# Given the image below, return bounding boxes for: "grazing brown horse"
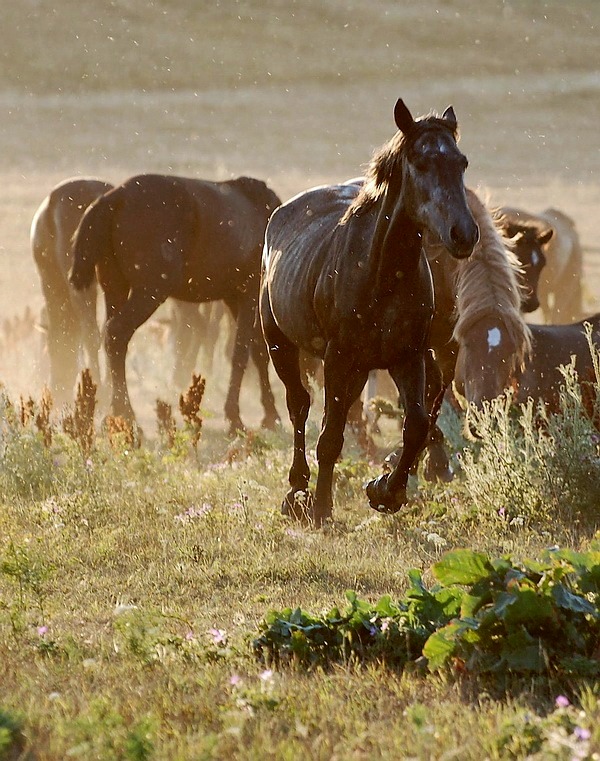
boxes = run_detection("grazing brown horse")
[261,99,479,525]
[512,313,600,420]
[31,177,114,403]
[70,173,281,433]
[497,206,583,323]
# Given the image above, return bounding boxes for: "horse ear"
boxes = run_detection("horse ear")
[394,99,415,134]
[539,228,554,245]
[442,105,457,131]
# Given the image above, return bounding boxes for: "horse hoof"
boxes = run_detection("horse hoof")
[282,490,313,522]
[261,414,281,431]
[365,475,405,514]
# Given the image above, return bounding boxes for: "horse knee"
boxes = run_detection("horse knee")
[316,427,344,466]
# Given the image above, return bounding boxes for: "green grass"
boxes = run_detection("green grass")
[0,2,600,758]
[0,376,599,759]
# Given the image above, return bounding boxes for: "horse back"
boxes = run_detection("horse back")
[104,173,278,300]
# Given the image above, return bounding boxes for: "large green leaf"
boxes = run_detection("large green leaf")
[552,583,597,615]
[433,550,495,586]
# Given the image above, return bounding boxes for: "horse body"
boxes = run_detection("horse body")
[70,173,282,432]
[497,205,583,323]
[261,100,479,524]
[514,313,600,416]
[31,177,114,403]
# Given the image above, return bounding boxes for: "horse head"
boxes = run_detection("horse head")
[454,315,523,410]
[366,100,480,272]
[506,223,552,312]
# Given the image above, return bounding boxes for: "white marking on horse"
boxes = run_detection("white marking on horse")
[487,326,502,352]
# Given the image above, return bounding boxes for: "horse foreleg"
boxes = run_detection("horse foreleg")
[366,353,429,513]
[314,355,368,525]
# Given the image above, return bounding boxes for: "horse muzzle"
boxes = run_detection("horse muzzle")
[446,220,480,259]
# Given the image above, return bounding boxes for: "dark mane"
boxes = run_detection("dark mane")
[341,115,459,223]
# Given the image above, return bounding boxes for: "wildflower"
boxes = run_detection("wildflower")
[573,727,591,741]
[498,506,506,518]
[259,669,273,682]
[381,618,391,633]
[185,631,195,641]
[229,673,242,687]
[555,695,570,708]
[37,625,48,637]
[209,627,227,645]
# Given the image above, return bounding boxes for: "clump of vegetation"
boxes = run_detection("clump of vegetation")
[155,399,176,449]
[62,369,97,458]
[179,373,206,454]
[460,343,600,527]
[254,547,600,677]
[35,386,53,448]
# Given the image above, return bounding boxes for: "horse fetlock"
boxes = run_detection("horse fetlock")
[365,474,406,514]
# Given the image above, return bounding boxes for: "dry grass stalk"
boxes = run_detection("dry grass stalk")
[179,373,206,451]
[19,395,35,427]
[35,386,54,448]
[155,399,176,448]
[62,368,97,457]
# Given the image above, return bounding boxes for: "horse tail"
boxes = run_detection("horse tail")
[69,192,115,291]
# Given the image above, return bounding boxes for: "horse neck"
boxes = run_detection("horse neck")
[368,179,424,291]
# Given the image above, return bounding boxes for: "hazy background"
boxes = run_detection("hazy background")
[0,0,599,413]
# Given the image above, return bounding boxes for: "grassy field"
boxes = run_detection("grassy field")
[1,2,600,759]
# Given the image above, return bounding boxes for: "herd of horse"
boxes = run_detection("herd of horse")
[30,97,596,524]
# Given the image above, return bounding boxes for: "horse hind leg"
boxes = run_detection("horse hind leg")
[313,354,368,525]
[261,293,311,521]
[366,353,429,513]
[249,321,280,430]
[104,287,166,425]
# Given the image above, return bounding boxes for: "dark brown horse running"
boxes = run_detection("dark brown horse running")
[261,99,479,525]
[31,177,114,403]
[70,173,281,433]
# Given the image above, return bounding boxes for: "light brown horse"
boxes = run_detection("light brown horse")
[70,173,282,434]
[31,177,114,404]
[497,206,583,323]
